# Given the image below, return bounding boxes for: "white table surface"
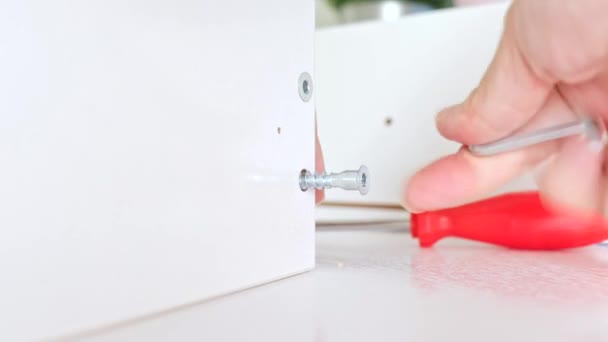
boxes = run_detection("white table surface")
[79,223,608,342]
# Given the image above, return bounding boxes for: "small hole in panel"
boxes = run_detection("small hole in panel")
[277,127,282,135]
[384,117,393,127]
[302,80,310,94]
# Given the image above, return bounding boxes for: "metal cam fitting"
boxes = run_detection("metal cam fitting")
[299,165,369,195]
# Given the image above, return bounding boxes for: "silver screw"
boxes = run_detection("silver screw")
[299,165,370,195]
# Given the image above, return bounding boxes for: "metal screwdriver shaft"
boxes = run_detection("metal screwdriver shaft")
[468,118,602,156]
[299,165,370,195]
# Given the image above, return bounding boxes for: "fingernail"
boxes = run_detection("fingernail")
[401,202,422,214]
[401,180,421,213]
[400,199,419,214]
[401,184,438,214]
[435,105,455,124]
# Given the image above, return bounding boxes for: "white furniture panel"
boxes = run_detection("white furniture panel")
[315,2,534,206]
[0,1,315,340]
[82,224,608,342]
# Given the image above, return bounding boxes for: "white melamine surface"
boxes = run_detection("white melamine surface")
[0,1,314,340]
[84,224,608,342]
[315,205,409,224]
[315,2,536,207]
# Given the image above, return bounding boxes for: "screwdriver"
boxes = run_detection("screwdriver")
[411,191,608,249]
[411,117,608,250]
[467,117,603,156]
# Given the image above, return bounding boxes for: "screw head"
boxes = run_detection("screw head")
[357,165,370,195]
[298,72,313,102]
[299,169,311,191]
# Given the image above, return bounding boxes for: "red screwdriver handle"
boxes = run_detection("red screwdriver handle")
[411,191,608,250]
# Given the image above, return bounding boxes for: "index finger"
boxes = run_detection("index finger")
[436,6,553,145]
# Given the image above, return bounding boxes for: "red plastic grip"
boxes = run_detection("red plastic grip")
[410,191,608,250]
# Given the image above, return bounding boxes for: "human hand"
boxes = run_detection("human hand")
[404,0,608,215]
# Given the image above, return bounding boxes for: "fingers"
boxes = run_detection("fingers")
[315,120,325,204]
[404,92,575,212]
[558,69,608,122]
[403,142,557,213]
[436,9,553,145]
[405,1,608,214]
[537,71,608,215]
[536,134,605,215]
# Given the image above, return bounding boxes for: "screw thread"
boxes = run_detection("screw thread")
[304,172,332,190]
[299,165,369,195]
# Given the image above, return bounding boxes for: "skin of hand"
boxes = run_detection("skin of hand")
[315,116,326,204]
[404,0,608,216]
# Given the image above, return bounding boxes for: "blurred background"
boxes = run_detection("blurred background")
[313,0,514,224]
[316,0,504,27]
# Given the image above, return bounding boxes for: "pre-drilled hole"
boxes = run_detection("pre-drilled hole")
[277,127,281,134]
[299,169,309,192]
[384,117,393,126]
[298,72,313,102]
[302,80,309,94]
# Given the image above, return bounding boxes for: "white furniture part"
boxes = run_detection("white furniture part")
[0,1,315,340]
[315,1,535,207]
[81,224,608,342]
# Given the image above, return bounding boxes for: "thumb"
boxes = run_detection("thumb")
[436,10,553,145]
